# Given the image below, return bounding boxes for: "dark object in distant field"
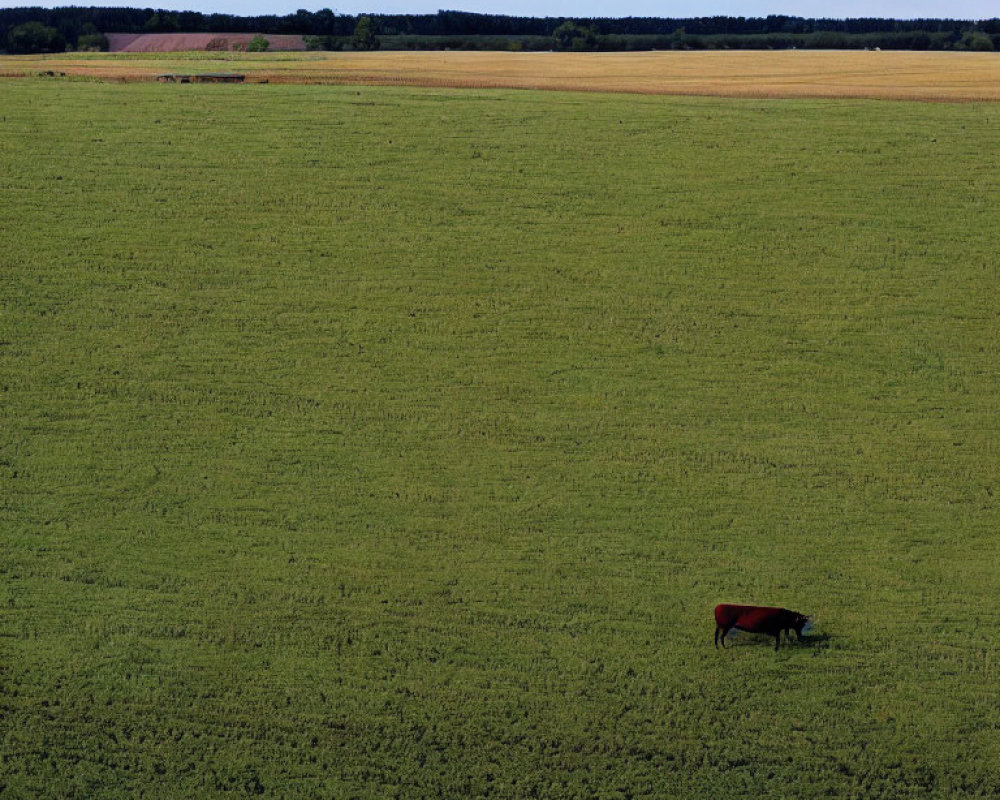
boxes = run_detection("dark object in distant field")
[192,73,245,83]
[156,73,245,83]
[714,603,812,651]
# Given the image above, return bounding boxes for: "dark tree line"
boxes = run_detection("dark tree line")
[3,6,999,53]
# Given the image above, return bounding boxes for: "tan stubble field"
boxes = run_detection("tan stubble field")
[2,49,999,101]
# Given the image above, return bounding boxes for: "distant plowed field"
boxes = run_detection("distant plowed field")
[2,50,999,100]
[106,33,307,52]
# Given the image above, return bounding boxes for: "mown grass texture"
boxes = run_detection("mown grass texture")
[2,79,1000,798]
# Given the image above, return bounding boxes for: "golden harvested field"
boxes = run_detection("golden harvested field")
[2,49,999,100]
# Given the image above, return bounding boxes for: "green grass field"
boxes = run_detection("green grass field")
[2,78,999,798]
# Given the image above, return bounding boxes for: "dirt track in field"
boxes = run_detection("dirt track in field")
[3,50,999,101]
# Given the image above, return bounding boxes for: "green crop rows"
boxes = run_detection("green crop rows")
[2,78,999,798]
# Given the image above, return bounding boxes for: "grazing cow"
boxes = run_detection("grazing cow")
[714,604,812,651]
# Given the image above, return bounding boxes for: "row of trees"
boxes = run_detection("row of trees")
[4,7,1000,54]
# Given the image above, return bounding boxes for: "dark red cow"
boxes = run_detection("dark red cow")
[714,604,811,651]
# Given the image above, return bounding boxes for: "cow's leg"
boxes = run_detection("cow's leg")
[715,626,720,648]
[774,633,781,651]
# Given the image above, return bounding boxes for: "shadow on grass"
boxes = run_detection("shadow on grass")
[718,632,832,650]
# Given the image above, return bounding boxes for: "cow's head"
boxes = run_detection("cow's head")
[797,614,813,636]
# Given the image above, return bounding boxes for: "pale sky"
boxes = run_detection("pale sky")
[3,0,995,21]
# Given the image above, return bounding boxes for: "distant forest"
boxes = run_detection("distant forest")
[3,6,999,53]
